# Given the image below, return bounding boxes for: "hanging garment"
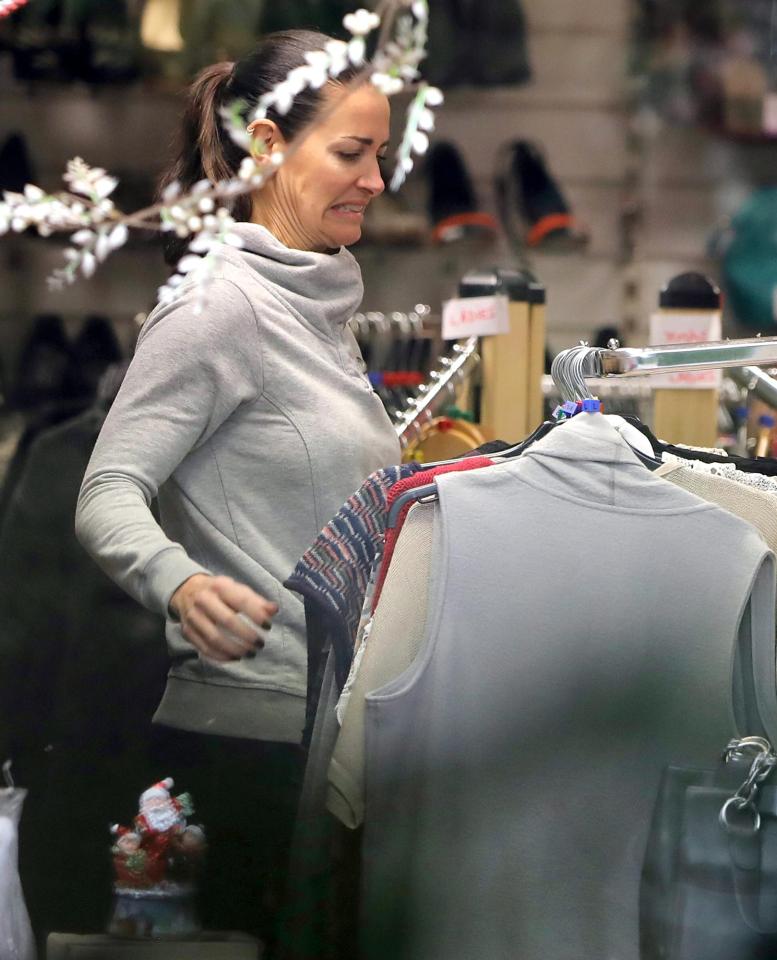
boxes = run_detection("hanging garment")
[61,314,123,404]
[329,502,433,829]
[371,456,493,609]
[655,461,777,551]
[332,454,777,830]
[0,783,35,960]
[629,418,777,476]
[278,651,360,960]
[335,564,383,726]
[359,412,777,960]
[0,404,166,938]
[10,315,74,412]
[285,462,424,744]
[662,453,777,495]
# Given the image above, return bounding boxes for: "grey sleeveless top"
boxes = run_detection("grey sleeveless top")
[361,413,777,960]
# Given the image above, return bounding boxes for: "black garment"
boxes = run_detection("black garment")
[459,438,512,457]
[149,726,305,953]
[62,314,123,403]
[11,314,74,411]
[0,405,167,948]
[277,654,360,960]
[628,417,777,475]
[0,400,91,528]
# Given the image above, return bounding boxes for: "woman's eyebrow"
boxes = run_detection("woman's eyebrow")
[340,135,391,148]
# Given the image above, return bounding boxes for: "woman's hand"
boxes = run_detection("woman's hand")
[170,574,279,662]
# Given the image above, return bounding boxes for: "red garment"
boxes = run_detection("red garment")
[373,457,493,609]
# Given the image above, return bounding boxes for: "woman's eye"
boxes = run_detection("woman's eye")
[337,152,361,162]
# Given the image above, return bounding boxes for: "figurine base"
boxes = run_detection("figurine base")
[107,885,201,939]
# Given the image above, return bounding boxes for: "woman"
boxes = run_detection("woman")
[75,29,400,947]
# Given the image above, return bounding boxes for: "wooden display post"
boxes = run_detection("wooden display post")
[651,273,722,448]
[458,268,546,442]
[524,273,547,429]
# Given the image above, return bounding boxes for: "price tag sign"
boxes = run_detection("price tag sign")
[441,295,510,341]
[648,311,722,389]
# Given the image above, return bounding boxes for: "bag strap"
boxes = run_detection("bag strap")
[725,556,777,932]
[722,744,776,931]
[748,557,777,742]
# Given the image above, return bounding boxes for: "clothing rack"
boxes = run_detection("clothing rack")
[546,365,777,404]
[350,304,437,339]
[552,337,777,402]
[592,336,777,379]
[728,365,777,411]
[551,337,777,447]
[394,337,480,441]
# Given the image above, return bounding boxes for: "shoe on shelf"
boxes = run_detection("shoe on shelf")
[425,141,499,244]
[0,133,36,193]
[495,140,589,252]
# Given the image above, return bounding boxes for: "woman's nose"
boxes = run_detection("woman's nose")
[357,159,386,197]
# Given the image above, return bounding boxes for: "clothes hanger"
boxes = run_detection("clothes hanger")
[387,346,668,527]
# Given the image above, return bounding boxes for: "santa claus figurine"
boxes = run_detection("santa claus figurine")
[134,778,194,836]
[110,778,204,892]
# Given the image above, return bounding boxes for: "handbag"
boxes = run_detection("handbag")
[640,736,777,960]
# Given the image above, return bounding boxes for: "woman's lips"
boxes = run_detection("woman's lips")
[330,203,366,220]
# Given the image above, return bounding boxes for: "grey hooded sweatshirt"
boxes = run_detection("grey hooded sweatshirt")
[75,223,400,744]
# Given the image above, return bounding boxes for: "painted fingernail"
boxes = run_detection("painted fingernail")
[262,621,272,630]
[244,649,257,659]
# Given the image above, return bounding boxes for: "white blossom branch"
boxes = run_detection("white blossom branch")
[0,2,440,308]
[389,82,443,191]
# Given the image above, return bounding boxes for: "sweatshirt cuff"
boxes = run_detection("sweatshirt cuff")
[141,547,212,618]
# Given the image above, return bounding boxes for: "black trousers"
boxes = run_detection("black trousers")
[150,725,305,953]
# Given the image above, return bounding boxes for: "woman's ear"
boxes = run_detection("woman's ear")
[246,119,285,163]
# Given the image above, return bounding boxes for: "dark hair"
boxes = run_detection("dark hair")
[159,30,360,263]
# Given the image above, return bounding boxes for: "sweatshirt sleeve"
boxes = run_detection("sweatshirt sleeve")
[75,277,263,616]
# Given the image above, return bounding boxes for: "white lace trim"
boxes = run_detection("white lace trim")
[662,452,777,494]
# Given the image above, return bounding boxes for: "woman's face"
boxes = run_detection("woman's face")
[252,83,390,252]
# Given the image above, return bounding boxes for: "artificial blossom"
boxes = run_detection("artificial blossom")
[0,1,443,309]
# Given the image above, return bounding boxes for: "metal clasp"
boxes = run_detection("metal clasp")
[719,737,777,837]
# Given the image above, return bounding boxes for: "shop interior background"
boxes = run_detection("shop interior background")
[5,0,777,951]
[2,0,777,379]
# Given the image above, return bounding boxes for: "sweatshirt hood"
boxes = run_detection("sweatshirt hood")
[223,222,364,337]
[506,413,706,512]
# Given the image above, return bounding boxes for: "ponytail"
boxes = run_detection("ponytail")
[191,62,236,185]
[158,61,251,264]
